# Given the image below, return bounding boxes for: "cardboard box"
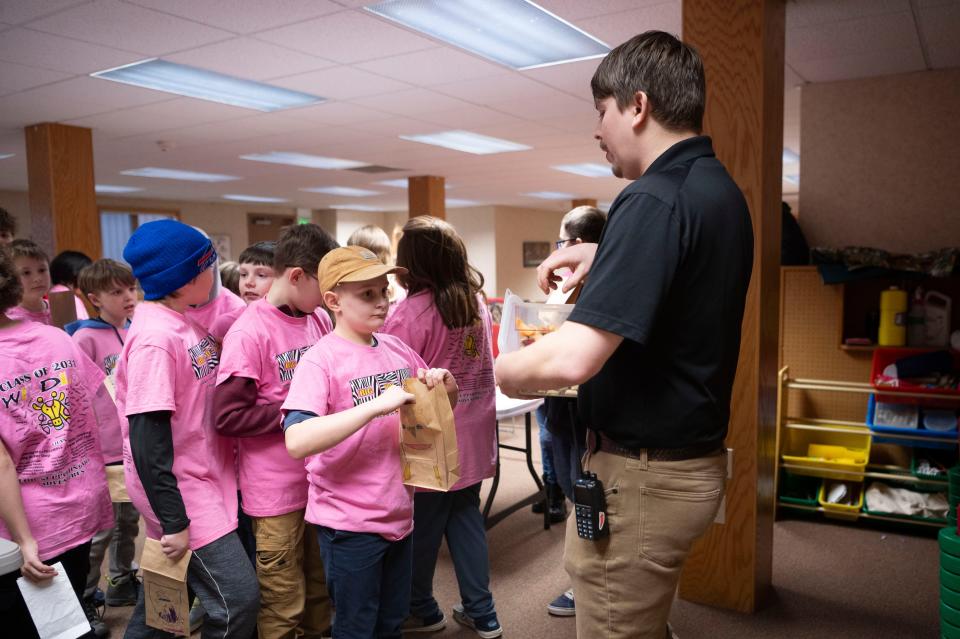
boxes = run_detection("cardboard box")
[141,538,192,637]
[399,379,460,491]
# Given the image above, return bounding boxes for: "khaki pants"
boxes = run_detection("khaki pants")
[564,448,726,639]
[252,509,332,639]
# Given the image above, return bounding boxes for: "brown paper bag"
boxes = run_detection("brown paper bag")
[399,379,460,491]
[106,464,130,503]
[47,290,77,329]
[141,538,192,637]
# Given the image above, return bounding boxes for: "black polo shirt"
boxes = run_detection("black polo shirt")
[568,136,753,450]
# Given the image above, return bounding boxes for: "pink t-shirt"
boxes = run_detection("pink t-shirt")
[116,303,237,550]
[6,303,52,325]
[209,306,245,345]
[0,321,113,560]
[185,289,246,342]
[383,291,497,490]
[217,299,330,517]
[72,323,127,464]
[50,284,90,321]
[281,332,427,541]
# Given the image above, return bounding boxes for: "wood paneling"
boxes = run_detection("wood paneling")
[25,123,100,259]
[408,175,445,220]
[678,0,784,613]
[570,198,597,208]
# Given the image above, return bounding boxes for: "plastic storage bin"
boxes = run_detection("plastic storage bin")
[818,481,863,520]
[870,347,960,407]
[778,472,821,506]
[512,302,573,348]
[781,427,871,481]
[867,395,957,450]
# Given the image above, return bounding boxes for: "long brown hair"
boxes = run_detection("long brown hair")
[396,216,484,329]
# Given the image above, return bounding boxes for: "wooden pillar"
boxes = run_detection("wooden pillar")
[677,0,784,613]
[25,123,101,259]
[407,176,445,220]
[570,198,597,208]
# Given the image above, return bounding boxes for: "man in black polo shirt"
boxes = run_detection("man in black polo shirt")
[496,31,753,639]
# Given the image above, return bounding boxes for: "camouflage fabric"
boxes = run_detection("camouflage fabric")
[812,246,959,278]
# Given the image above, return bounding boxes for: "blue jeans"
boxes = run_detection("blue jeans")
[317,526,412,639]
[536,405,557,485]
[410,483,495,620]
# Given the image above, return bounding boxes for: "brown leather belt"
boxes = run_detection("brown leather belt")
[589,431,722,462]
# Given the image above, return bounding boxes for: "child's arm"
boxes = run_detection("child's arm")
[214,376,282,437]
[0,441,56,582]
[285,385,415,459]
[419,367,459,409]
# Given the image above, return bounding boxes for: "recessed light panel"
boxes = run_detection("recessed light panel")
[223,194,289,203]
[92,59,324,112]
[365,0,609,70]
[240,152,369,170]
[446,198,479,207]
[524,191,576,200]
[552,163,612,177]
[400,130,531,155]
[300,186,381,197]
[0,153,15,160]
[95,184,143,194]
[120,167,240,182]
[376,179,454,189]
[783,148,800,164]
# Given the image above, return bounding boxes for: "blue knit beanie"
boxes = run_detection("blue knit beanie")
[123,220,217,300]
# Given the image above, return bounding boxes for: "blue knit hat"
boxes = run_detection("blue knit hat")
[123,219,217,300]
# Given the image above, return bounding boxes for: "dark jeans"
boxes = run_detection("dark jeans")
[124,531,259,639]
[550,426,587,502]
[317,526,413,639]
[410,483,495,620]
[1,540,92,639]
[535,405,557,485]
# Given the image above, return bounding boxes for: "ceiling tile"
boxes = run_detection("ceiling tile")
[918,3,960,69]
[283,101,388,125]
[0,91,109,128]
[792,45,926,83]
[357,48,508,86]
[339,116,435,138]
[149,113,319,145]
[165,37,335,81]
[787,10,919,62]
[256,11,438,64]
[786,0,909,29]
[66,98,253,138]
[489,92,593,121]
[0,60,73,96]
[29,76,174,108]
[27,0,234,56]
[0,0,90,25]
[272,66,411,100]
[124,0,342,34]
[521,58,601,98]
[577,2,682,48]
[433,73,564,105]
[0,27,141,74]
[416,104,523,130]
[535,0,675,21]
[349,88,472,117]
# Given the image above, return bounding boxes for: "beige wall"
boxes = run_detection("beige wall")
[800,68,960,252]
[494,205,565,301]
[447,206,497,298]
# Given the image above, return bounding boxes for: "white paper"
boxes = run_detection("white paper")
[17,562,90,639]
[497,289,523,355]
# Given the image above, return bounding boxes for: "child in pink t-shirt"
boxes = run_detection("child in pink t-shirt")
[214,225,336,638]
[0,247,113,639]
[115,219,258,639]
[282,246,458,639]
[66,258,143,609]
[50,250,93,322]
[382,216,502,636]
[7,239,52,325]
[208,241,279,341]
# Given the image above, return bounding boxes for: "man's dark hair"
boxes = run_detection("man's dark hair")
[591,30,706,133]
[562,206,608,244]
[238,241,276,267]
[50,250,93,287]
[273,224,339,276]
[0,248,23,313]
[0,207,15,236]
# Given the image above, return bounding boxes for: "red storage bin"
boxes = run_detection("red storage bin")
[870,347,960,407]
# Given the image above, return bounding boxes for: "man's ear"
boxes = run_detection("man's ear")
[632,90,650,129]
[322,290,339,312]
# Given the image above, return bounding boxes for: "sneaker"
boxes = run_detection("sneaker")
[81,596,110,638]
[666,622,679,639]
[105,575,140,606]
[402,611,446,633]
[547,589,575,617]
[91,587,105,607]
[452,604,502,639]
[189,598,206,634]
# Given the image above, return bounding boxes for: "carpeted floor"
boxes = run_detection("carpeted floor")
[100,418,940,638]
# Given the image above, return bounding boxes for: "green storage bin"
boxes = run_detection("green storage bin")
[779,472,821,506]
[945,617,960,639]
[942,528,960,557]
[943,585,960,611]
[942,601,960,628]
[945,553,960,575]
[942,567,960,592]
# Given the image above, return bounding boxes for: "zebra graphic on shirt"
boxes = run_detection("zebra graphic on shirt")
[188,336,220,380]
[103,354,119,376]
[275,346,311,382]
[349,368,412,406]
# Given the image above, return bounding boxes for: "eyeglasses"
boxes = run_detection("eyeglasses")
[555,238,576,250]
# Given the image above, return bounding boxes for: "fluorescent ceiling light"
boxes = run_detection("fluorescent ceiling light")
[446,198,479,207]
[783,148,800,164]
[552,163,612,177]
[91,59,324,112]
[400,130,531,155]
[300,186,381,197]
[121,167,240,182]
[0,153,15,160]
[783,174,799,185]
[95,184,143,194]
[524,191,576,200]
[376,178,453,189]
[240,152,369,170]
[223,194,289,203]
[333,204,383,211]
[365,0,609,70]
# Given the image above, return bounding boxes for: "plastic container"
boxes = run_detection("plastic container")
[879,287,907,346]
[778,472,821,506]
[0,537,22,577]
[944,552,960,576]
[941,527,960,557]
[942,601,960,628]
[925,291,952,347]
[907,287,926,346]
[867,396,957,450]
[512,302,573,348]
[944,567,960,592]
[818,481,863,520]
[927,409,959,433]
[781,427,871,481]
[870,347,960,406]
[943,618,960,639]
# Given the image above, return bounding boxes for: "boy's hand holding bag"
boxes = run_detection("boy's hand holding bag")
[399,378,460,491]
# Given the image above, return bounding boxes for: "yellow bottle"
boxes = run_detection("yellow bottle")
[878,287,907,346]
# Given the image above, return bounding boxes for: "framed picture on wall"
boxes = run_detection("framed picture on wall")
[522,241,551,268]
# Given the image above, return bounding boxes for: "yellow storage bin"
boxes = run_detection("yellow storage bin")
[781,427,871,481]
[818,481,863,521]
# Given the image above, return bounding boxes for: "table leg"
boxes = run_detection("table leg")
[484,412,551,530]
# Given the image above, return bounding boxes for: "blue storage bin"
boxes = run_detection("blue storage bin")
[867,395,957,450]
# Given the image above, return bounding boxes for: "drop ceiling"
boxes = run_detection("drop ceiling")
[0,0,956,210]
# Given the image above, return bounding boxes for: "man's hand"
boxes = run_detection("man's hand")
[18,537,56,583]
[536,242,598,294]
[160,529,190,561]
[372,385,416,416]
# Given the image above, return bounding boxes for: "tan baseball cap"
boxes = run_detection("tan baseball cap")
[318,246,406,295]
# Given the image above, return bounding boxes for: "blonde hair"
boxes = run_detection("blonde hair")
[347,225,392,265]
